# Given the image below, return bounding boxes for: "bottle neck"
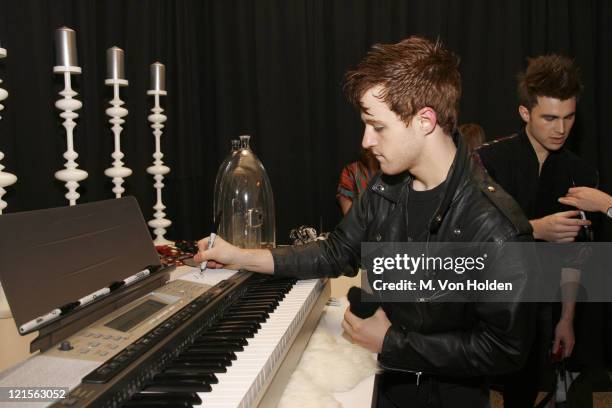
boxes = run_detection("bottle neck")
[239,135,251,149]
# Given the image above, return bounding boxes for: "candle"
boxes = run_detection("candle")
[55,27,78,67]
[150,62,165,91]
[106,46,125,80]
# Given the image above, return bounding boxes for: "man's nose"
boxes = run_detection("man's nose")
[362,128,376,149]
[556,119,565,134]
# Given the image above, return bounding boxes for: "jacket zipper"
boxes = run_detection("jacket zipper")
[379,361,425,386]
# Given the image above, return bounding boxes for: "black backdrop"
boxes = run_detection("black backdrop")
[0,0,610,243]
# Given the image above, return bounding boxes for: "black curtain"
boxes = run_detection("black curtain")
[0,0,610,243]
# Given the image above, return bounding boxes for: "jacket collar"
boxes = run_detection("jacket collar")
[369,171,412,203]
[368,130,471,232]
[427,130,471,233]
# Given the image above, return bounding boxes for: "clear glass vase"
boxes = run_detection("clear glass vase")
[214,135,276,249]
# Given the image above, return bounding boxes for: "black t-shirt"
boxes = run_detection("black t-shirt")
[382,180,445,405]
[406,181,445,241]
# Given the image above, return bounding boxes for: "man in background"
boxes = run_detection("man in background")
[476,54,598,407]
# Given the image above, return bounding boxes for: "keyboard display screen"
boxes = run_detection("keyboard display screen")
[105,299,167,332]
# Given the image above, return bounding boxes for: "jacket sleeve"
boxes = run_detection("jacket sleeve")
[270,186,373,279]
[379,233,537,377]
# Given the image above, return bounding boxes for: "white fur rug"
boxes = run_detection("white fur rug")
[277,328,379,408]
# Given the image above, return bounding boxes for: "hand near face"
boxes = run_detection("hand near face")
[342,307,391,353]
[558,187,612,214]
[530,210,590,243]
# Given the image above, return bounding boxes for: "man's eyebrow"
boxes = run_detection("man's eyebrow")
[540,112,575,119]
[360,115,382,124]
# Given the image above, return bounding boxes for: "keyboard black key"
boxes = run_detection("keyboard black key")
[230,300,279,308]
[227,305,275,313]
[188,344,243,352]
[163,367,225,377]
[130,391,201,404]
[123,401,192,408]
[154,373,218,384]
[175,355,233,365]
[144,379,213,393]
[201,328,255,338]
[193,336,248,346]
[167,362,228,373]
[165,366,226,375]
[191,338,246,348]
[179,350,237,360]
[210,321,260,330]
[218,313,266,322]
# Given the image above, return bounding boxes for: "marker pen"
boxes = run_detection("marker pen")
[19,308,61,333]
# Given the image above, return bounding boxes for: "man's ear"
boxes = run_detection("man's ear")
[518,105,531,123]
[416,107,437,135]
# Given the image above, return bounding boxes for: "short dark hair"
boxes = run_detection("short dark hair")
[517,54,582,110]
[344,36,461,135]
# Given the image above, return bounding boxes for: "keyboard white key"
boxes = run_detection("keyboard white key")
[198,279,322,408]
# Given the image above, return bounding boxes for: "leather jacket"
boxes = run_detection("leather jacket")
[272,132,536,378]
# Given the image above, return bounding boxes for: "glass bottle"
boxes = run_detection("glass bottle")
[214,135,276,248]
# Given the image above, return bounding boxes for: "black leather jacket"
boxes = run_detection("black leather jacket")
[272,133,535,378]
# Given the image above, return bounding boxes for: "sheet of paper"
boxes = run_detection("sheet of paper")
[177,267,239,287]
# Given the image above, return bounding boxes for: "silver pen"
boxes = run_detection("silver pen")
[200,233,217,274]
[571,179,591,238]
[200,212,222,275]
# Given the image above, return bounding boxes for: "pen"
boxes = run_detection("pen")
[571,179,590,227]
[110,268,151,289]
[19,308,61,333]
[77,287,111,307]
[570,179,594,241]
[200,212,222,274]
[200,233,217,274]
[18,287,110,333]
[18,266,157,334]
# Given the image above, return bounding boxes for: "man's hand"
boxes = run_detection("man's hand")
[193,235,275,274]
[559,187,612,214]
[342,307,391,353]
[194,235,242,270]
[553,318,575,359]
[530,211,590,242]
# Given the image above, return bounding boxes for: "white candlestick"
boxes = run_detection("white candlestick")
[146,63,172,245]
[0,45,17,215]
[53,27,87,206]
[104,47,131,198]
